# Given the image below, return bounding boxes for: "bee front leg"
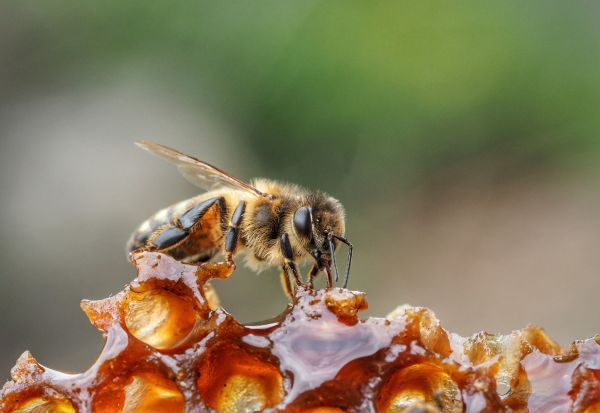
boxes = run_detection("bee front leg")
[224,200,246,266]
[280,266,295,300]
[286,261,302,286]
[307,264,319,290]
[280,233,302,286]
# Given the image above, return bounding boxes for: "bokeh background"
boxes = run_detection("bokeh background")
[1,1,600,379]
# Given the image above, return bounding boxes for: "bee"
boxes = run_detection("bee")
[127,141,353,297]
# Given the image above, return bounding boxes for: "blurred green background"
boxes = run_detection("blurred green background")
[1,1,600,379]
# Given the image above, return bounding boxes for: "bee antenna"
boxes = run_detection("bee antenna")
[327,234,340,283]
[333,235,353,288]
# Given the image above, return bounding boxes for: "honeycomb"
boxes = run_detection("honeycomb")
[2,252,600,412]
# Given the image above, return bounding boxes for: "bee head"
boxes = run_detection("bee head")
[291,195,353,287]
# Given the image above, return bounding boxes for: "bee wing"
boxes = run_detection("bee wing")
[136,140,268,197]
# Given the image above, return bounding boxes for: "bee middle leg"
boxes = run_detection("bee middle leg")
[224,200,246,266]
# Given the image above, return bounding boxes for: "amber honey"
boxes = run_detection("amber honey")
[2,252,600,412]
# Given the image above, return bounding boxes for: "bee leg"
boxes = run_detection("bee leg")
[307,264,319,289]
[280,266,295,299]
[178,197,224,230]
[224,200,246,266]
[148,196,225,252]
[224,252,235,267]
[280,233,302,286]
[150,226,189,250]
[324,264,333,288]
[288,261,302,286]
[186,253,214,264]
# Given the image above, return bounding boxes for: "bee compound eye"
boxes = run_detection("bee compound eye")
[293,206,312,237]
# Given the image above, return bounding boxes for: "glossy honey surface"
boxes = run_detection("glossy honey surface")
[2,252,600,412]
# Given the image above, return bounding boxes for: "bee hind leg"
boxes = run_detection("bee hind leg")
[178,197,224,230]
[147,196,225,255]
[185,252,215,264]
[150,226,189,250]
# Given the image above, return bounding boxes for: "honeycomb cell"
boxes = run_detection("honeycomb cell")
[377,363,462,413]
[123,289,200,350]
[11,397,75,413]
[93,371,184,413]
[197,343,284,413]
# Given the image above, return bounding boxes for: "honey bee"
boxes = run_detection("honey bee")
[127,141,353,297]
